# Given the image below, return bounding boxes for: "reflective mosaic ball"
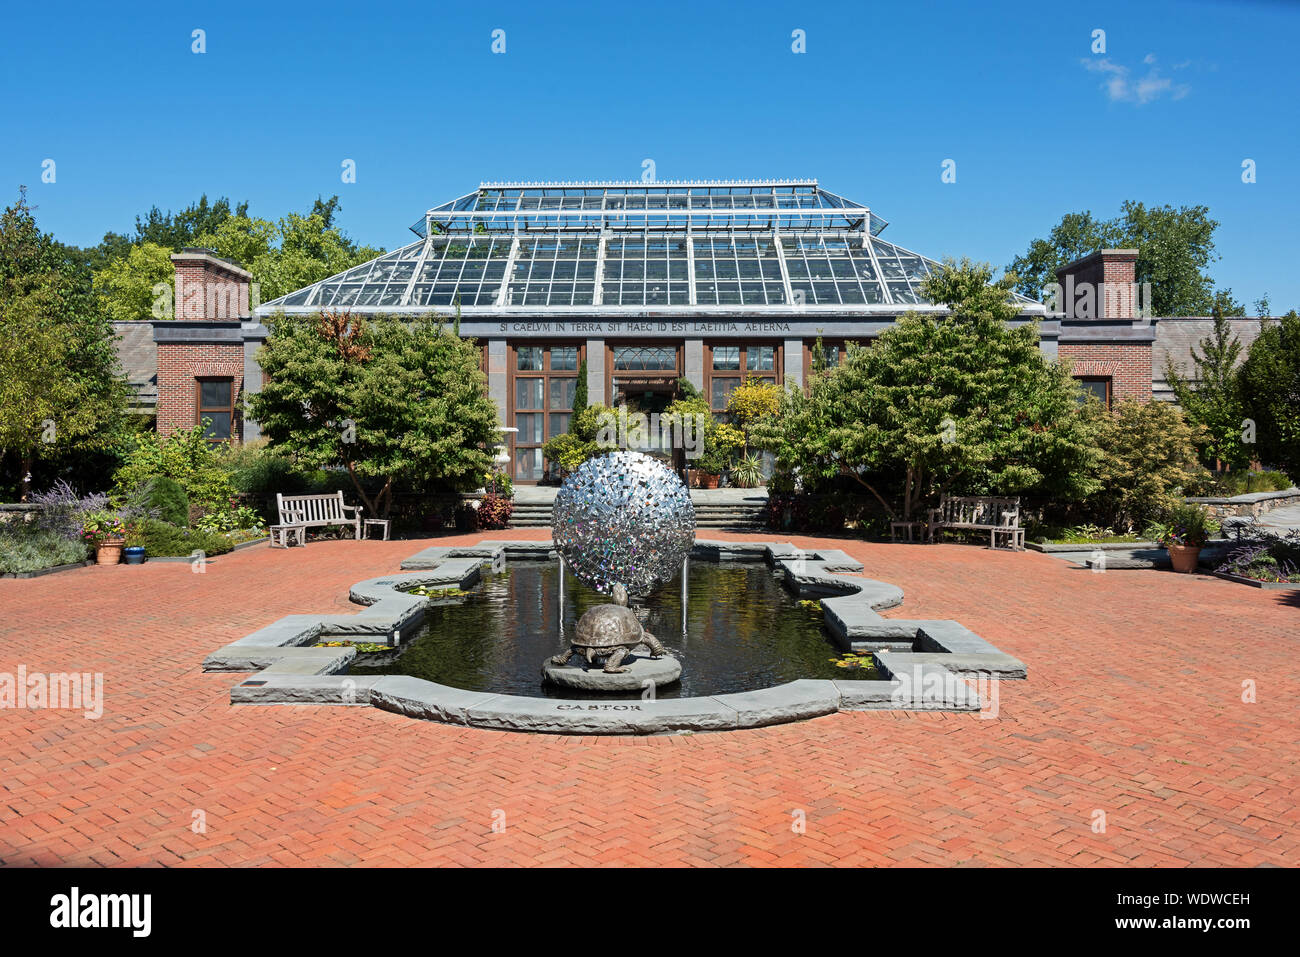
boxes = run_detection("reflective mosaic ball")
[553,450,696,597]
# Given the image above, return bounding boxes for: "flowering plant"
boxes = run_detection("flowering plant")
[1145,503,1219,549]
[80,510,126,545]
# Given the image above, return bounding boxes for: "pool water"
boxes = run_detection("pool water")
[347,560,879,698]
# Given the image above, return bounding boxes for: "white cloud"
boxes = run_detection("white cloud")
[1081,53,1191,105]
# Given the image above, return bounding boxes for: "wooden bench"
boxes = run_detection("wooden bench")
[927,495,1023,550]
[275,491,363,541]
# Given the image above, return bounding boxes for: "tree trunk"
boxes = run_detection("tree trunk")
[20,453,33,502]
[344,461,378,517]
[844,469,896,520]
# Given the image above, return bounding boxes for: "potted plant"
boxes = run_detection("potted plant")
[695,446,727,488]
[730,453,764,489]
[81,510,127,565]
[1146,503,1220,573]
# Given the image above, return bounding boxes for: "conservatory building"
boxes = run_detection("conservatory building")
[140,180,1156,483]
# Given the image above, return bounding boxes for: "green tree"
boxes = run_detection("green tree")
[1009,201,1223,316]
[571,357,589,419]
[194,202,383,302]
[0,190,129,499]
[1238,310,1300,481]
[133,195,248,250]
[249,311,501,518]
[755,259,1098,518]
[95,241,174,322]
[1165,305,1250,470]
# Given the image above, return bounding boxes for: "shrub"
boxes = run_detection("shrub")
[216,439,307,496]
[124,518,233,557]
[146,476,189,527]
[484,469,513,498]
[27,480,109,541]
[0,525,91,573]
[1082,400,1207,530]
[113,423,238,515]
[476,493,513,529]
[541,432,599,473]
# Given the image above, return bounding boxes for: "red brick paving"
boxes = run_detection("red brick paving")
[0,531,1296,867]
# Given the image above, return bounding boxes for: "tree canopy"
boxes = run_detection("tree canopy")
[88,195,383,321]
[754,259,1098,518]
[1008,201,1236,316]
[1238,310,1300,480]
[248,311,501,518]
[0,190,129,498]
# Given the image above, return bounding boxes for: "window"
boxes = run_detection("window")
[612,345,677,371]
[511,344,582,481]
[1075,376,1112,409]
[196,377,234,441]
[707,343,781,414]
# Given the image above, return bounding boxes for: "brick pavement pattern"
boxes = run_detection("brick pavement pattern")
[1,531,1296,867]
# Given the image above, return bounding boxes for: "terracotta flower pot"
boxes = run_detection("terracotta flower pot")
[1168,543,1201,574]
[702,473,720,489]
[95,539,126,566]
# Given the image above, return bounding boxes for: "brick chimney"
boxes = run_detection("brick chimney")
[170,248,253,320]
[1055,248,1153,405]
[1053,249,1139,320]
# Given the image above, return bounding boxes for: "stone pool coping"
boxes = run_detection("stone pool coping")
[205,539,1025,734]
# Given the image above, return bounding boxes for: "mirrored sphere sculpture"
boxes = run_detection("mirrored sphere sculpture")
[552,450,696,596]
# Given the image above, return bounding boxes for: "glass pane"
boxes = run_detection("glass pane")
[746,346,776,371]
[549,377,576,409]
[550,346,578,371]
[199,379,231,408]
[613,346,675,371]
[516,346,543,371]
[514,448,542,482]
[549,412,571,436]
[200,412,231,440]
[712,346,740,371]
[515,412,544,443]
[515,378,543,409]
[710,377,740,410]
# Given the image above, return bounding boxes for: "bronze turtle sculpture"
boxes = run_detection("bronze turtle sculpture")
[550,583,667,673]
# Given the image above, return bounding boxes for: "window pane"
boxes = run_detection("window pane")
[515,378,543,409]
[201,412,231,440]
[516,346,543,371]
[550,346,578,371]
[711,377,740,410]
[515,412,544,443]
[746,346,776,371]
[613,346,675,371]
[514,448,542,482]
[199,379,231,408]
[549,377,576,409]
[549,412,571,436]
[712,346,740,371]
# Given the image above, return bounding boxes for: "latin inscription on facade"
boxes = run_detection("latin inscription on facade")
[496,321,791,334]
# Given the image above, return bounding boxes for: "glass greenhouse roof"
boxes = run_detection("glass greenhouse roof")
[259,180,1042,315]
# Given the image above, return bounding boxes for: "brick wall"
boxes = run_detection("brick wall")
[156,342,243,438]
[1058,342,1152,403]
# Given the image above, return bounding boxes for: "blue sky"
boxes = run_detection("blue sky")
[3,0,1297,310]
